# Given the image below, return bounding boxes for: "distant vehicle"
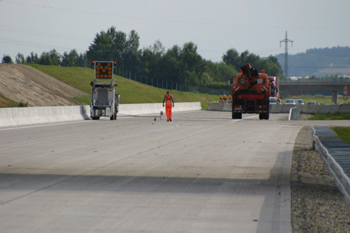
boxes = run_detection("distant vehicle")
[295,99,304,105]
[284,99,296,105]
[316,102,320,105]
[307,101,316,105]
[269,97,278,105]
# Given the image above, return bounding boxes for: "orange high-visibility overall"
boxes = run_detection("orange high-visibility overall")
[165,94,172,121]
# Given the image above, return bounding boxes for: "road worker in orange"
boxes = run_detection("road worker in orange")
[163,91,174,122]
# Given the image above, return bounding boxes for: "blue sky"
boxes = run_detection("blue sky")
[1,0,349,62]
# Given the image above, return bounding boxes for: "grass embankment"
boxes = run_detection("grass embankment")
[0,93,28,108]
[308,113,350,146]
[331,127,350,146]
[309,113,350,120]
[289,94,349,105]
[27,64,218,109]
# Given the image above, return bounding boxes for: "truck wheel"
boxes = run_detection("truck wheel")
[232,112,238,119]
[110,112,117,120]
[259,113,264,120]
[92,117,100,120]
[232,112,242,119]
[265,112,269,120]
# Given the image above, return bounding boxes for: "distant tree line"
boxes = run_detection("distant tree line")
[275,46,350,77]
[2,26,282,87]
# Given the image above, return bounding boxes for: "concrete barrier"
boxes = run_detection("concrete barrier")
[206,102,223,111]
[0,102,201,128]
[0,108,16,127]
[207,102,350,114]
[0,106,89,128]
[322,104,340,114]
[340,104,350,114]
[288,107,300,120]
[119,102,201,116]
[270,104,283,113]
[222,103,231,112]
[14,107,40,126]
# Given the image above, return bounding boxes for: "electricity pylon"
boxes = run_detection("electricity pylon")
[280,31,293,78]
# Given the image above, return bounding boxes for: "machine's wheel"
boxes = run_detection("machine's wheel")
[92,117,100,120]
[259,113,264,120]
[232,112,242,119]
[259,113,269,120]
[232,112,238,119]
[110,111,117,120]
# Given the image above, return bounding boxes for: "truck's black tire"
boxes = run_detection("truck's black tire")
[259,113,269,120]
[232,112,237,119]
[110,112,117,120]
[259,113,264,120]
[232,112,242,119]
[92,117,100,120]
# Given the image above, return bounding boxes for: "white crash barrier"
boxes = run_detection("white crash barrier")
[340,104,350,113]
[0,108,16,127]
[207,102,350,114]
[0,106,89,128]
[0,102,201,128]
[288,107,300,120]
[270,104,283,113]
[222,103,231,111]
[119,102,201,116]
[207,102,224,111]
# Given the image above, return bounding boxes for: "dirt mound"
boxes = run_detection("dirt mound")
[0,64,88,107]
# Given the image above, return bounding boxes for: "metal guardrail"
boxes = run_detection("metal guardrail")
[312,126,350,205]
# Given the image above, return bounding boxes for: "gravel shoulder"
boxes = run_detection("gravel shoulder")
[291,126,350,232]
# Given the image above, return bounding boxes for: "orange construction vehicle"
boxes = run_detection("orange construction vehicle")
[230,63,271,120]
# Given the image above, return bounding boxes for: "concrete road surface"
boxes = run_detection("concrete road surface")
[0,111,333,232]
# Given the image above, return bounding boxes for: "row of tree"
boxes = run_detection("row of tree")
[5,49,88,67]
[275,46,350,77]
[2,26,283,86]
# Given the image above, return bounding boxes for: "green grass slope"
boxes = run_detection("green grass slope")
[331,126,350,146]
[0,93,27,108]
[27,64,218,109]
[308,113,350,120]
[289,94,349,105]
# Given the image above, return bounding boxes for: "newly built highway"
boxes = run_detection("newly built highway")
[1,111,348,232]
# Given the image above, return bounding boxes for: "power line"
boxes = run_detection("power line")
[1,0,349,30]
[0,26,90,41]
[0,37,87,53]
